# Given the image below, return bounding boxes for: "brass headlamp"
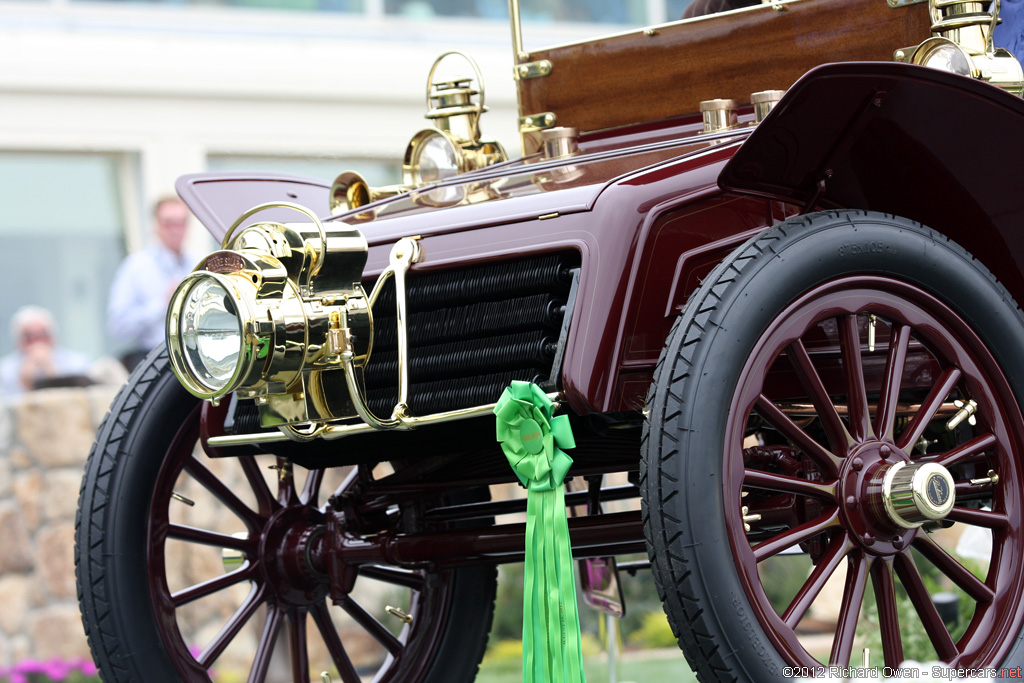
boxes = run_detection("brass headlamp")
[898,0,1023,95]
[166,203,372,428]
[330,51,507,214]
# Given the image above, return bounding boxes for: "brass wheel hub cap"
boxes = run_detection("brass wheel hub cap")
[881,461,956,529]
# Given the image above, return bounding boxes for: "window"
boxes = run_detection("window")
[0,152,133,362]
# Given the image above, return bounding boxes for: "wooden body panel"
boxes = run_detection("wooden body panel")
[517,0,931,135]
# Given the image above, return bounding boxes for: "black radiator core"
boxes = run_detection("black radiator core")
[364,253,576,416]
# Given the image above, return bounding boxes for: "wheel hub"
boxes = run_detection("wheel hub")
[880,461,956,528]
[255,506,329,607]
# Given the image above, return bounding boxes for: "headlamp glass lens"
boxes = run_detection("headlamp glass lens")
[181,278,242,391]
[922,44,972,77]
[414,133,460,184]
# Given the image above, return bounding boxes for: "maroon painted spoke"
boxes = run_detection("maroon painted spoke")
[830,552,869,667]
[954,480,995,500]
[894,552,958,661]
[838,314,872,442]
[754,395,843,477]
[896,368,961,451]
[288,609,309,683]
[168,523,253,551]
[932,433,998,469]
[743,469,837,502]
[753,509,841,562]
[340,596,403,656]
[198,584,266,668]
[913,535,995,602]
[945,506,1008,530]
[871,559,904,669]
[783,534,852,628]
[238,455,277,517]
[786,339,851,452]
[184,455,263,530]
[875,323,912,440]
[311,601,362,683]
[172,565,254,607]
[248,604,283,683]
[301,468,326,507]
[359,565,426,591]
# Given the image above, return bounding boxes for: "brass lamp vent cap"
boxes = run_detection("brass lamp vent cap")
[699,98,738,133]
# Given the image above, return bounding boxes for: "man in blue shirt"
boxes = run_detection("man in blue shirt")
[107,196,198,371]
[995,0,1024,65]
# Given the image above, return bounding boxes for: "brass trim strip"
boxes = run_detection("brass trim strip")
[206,391,563,446]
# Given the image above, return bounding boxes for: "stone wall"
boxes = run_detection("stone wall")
[0,385,392,680]
[0,385,120,669]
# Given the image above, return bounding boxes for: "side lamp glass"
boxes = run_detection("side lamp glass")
[167,270,260,400]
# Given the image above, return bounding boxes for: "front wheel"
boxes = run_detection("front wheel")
[75,350,496,682]
[642,211,1024,681]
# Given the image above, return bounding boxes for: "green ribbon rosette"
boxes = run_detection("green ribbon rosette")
[495,381,586,683]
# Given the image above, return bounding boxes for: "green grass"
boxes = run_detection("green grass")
[475,650,699,683]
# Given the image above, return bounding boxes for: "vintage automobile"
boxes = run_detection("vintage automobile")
[75,0,1024,680]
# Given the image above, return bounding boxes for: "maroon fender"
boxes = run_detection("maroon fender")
[720,60,1024,306]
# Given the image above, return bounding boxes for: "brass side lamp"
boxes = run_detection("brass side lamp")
[897,0,1024,96]
[331,51,507,214]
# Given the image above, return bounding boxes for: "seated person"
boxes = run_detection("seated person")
[0,306,91,397]
[682,0,760,19]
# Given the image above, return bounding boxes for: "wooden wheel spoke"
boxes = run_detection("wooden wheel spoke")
[248,604,283,683]
[288,609,310,683]
[830,552,869,667]
[172,565,254,607]
[913,535,994,602]
[894,552,958,660]
[340,596,403,656]
[839,314,872,442]
[311,602,362,683]
[783,534,852,628]
[359,565,426,591]
[753,509,841,562]
[239,456,277,517]
[744,469,837,502]
[786,338,851,451]
[946,506,1008,530]
[198,585,266,668]
[184,455,263,530]
[896,368,961,451]
[754,394,843,478]
[168,523,253,550]
[871,559,904,669]
[932,433,997,469]
[875,323,912,440]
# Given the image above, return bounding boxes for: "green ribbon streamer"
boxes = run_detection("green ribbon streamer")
[495,381,586,683]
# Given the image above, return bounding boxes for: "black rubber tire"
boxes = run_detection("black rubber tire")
[75,348,496,682]
[640,210,1024,682]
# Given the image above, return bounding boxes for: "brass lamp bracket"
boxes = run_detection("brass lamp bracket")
[515,60,553,80]
[520,112,557,133]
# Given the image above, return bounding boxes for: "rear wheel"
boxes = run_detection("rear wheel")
[76,349,495,682]
[642,211,1024,680]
